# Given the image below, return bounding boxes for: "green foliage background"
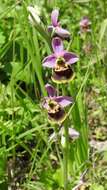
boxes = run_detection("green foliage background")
[0,0,107,189]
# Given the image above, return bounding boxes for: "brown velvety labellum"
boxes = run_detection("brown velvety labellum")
[54,65,73,79]
[48,107,65,121]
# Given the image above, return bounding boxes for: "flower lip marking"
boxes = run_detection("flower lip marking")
[54,66,73,77]
[48,99,60,112]
[53,57,74,82]
[55,57,67,71]
[47,99,65,121]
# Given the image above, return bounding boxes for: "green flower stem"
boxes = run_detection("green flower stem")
[62,84,69,189]
[63,121,69,190]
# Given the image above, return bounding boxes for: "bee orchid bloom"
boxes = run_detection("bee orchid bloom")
[80,17,91,33]
[48,9,70,38]
[42,84,73,123]
[43,37,79,83]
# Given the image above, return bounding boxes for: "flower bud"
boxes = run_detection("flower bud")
[27,5,41,24]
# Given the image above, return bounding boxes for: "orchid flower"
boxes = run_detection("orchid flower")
[48,9,70,38]
[80,17,91,33]
[43,37,79,83]
[42,84,73,123]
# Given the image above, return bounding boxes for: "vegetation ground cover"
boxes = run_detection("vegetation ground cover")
[0,0,107,189]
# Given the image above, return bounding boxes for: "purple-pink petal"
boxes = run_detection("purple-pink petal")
[59,127,79,140]
[52,37,64,55]
[63,52,79,65]
[45,84,57,97]
[51,9,59,27]
[54,96,73,107]
[68,128,80,140]
[56,27,70,38]
[80,17,91,27]
[43,54,56,68]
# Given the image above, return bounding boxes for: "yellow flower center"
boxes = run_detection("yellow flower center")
[48,100,60,113]
[55,57,68,71]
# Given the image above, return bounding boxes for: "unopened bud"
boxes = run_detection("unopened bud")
[27,5,41,24]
